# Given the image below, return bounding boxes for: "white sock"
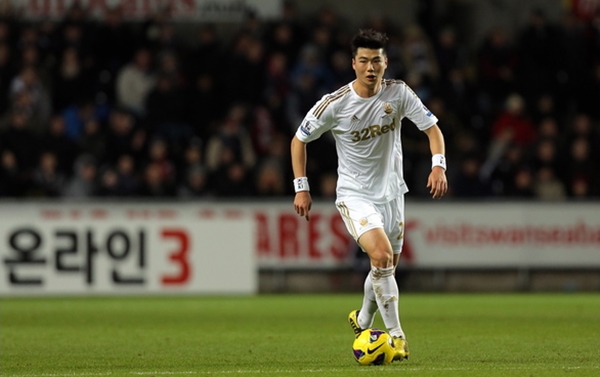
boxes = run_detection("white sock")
[370,265,405,339]
[357,272,377,329]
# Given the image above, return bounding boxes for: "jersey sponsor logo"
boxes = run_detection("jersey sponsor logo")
[300,120,313,136]
[349,118,397,142]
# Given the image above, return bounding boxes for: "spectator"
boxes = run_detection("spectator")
[61,98,109,141]
[505,168,535,198]
[30,151,65,197]
[536,117,560,141]
[97,167,120,197]
[0,42,17,115]
[144,73,192,145]
[264,22,302,67]
[434,26,468,82]
[0,150,25,196]
[486,144,526,196]
[77,117,107,163]
[177,166,209,198]
[115,47,156,116]
[51,47,92,112]
[43,114,78,175]
[176,137,204,179]
[186,73,223,140]
[62,154,97,197]
[565,113,600,159]
[114,154,140,196]
[442,68,480,125]
[452,155,490,198]
[205,107,256,173]
[145,137,176,186]
[186,23,223,80]
[329,49,354,90]
[531,94,558,126]
[477,26,518,111]
[531,139,560,173]
[0,109,39,170]
[139,162,175,197]
[290,44,332,99]
[533,166,566,201]
[318,171,338,198]
[565,138,597,198]
[491,93,536,148]
[263,52,293,134]
[223,34,266,106]
[254,159,286,197]
[286,70,322,130]
[210,160,254,197]
[255,131,293,197]
[401,24,439,84]
[9,65,52,134]
[104,108,146,164]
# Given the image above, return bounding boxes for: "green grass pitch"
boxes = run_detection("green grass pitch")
[1,293,598,376]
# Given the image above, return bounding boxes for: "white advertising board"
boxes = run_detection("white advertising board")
[0,202,256,296]
[1,201,598,296]
[240,201,600,269]
[402,202,600,268]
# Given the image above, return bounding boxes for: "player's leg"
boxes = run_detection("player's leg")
[357,200,407,332]
[337,200,381,336]
[387,196,409,360]
[359,228,408,361]
[357,228,401,336]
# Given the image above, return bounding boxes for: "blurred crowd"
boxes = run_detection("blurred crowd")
[0,2,599,201]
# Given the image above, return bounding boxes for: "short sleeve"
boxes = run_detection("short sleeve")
[399,83,438,131]
[295,95,336,143]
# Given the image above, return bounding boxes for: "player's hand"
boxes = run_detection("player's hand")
[427,166,448,199]
[294,191,312,221]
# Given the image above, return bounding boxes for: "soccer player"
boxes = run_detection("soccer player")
[290,29,448,361]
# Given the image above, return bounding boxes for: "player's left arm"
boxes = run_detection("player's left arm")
[423,124,448,199]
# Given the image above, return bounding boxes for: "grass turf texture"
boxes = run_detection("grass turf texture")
[1,294,598,377]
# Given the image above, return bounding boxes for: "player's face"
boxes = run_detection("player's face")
[352,48,388,90]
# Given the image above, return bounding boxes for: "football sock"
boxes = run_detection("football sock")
[370,265,405,339]
[358,271,378,329]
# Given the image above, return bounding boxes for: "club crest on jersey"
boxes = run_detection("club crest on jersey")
[300,120,313,136]
[383,103,393,114]
[423,105,432,117]
[359,217,369,226]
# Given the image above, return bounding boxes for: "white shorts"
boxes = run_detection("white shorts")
[335,196,405,254]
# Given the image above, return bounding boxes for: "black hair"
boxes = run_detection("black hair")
[351,29,389,57]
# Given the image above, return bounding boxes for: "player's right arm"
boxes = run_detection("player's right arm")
[291,136,312,221]
[290,90,339,221]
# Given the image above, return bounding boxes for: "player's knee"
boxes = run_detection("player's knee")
[369,249,394,268]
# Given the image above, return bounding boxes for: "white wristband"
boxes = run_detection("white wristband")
[294,177,310,192]
[432,154,446,170]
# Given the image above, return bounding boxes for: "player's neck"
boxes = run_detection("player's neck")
[352,80,381,98]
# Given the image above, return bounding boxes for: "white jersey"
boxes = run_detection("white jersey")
[295,79,438,203]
